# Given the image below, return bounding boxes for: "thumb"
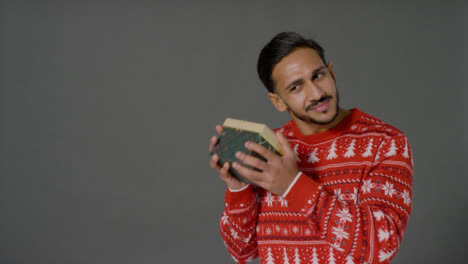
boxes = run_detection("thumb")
[276,131,293,156]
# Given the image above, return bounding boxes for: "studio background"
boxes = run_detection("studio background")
[1,1,466,263]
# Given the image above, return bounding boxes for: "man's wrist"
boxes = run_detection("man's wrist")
[281,171,303,197]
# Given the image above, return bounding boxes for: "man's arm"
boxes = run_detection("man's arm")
[283,134,413,263]
[219,185,259,264]
[209,125,259,263]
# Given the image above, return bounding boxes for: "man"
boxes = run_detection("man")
[209,32,413,264]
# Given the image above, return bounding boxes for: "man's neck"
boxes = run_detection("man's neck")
[293,108,351,136]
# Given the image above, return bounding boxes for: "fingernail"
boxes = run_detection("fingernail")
[245,142,250,147]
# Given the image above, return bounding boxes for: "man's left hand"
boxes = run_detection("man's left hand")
[232,131,299,196]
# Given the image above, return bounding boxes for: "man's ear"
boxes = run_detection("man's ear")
[268,92,288,112]
[327,61,336,83]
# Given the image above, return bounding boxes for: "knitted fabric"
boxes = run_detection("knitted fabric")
[219,108,413,264]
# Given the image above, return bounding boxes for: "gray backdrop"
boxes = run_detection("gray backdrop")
[1,1,466,263]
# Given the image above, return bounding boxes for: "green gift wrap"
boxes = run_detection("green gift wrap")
[209,118,283,184]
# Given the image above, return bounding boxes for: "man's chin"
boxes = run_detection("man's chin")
[301,108,339,125]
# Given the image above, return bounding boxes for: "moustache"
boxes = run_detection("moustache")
[306,96,333,111]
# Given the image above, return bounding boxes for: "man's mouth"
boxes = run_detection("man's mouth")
[307,97,331,112]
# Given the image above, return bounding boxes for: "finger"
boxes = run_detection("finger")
[244,141,276,161]
[276,131,293,156]
[210,154,222,170]
[215,124,223,135]
[218,162,232,182]
[235,150,268,171]
[232,161,263,183]
[209,135,219,152]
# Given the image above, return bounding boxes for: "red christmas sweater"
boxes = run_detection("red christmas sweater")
[219,108,413,264]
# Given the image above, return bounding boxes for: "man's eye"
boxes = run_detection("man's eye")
[313,72,325,80]
[290,85,299,92]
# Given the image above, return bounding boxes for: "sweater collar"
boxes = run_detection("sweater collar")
[288,108,362,144]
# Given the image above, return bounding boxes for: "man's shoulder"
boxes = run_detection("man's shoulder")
[358,109,407,138]
[273,120,296,138]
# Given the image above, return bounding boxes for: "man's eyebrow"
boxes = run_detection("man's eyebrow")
[283,66,327,91]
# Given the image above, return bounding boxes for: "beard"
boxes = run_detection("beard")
[286,88,340,125]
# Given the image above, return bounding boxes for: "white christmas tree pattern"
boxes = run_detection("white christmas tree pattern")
[307,148,320,163]
[282,248,290,264]
[378,228,392,242]
[378,248,396,262]
[345,255,356,264]
[362,138,374,157]
[344,139,356,158]
[326,140,338,160]
[328,248,336,264]
[294,248,301,264]
[384,139,398,157]
[373,210,385,221]
[311,248,320,264]
[374,141,385,162]
[293,144,302,162]
[266,247,276,264]
[402,139,409,158]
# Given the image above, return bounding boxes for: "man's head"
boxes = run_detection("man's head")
[257,32,340,126]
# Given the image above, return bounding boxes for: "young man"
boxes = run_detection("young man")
[209,32,413,264]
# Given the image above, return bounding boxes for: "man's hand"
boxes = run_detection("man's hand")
[209,124,247,190]
[232,131,299,196]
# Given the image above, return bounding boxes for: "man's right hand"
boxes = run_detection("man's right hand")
[209,124,247,191]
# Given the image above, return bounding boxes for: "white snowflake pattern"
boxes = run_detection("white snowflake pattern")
[305,229,311,236]
[283,228,289,235]
[265,192,275,207]
[352,187,359,204]
[382,182,396,198]
[275,225,281,232]
[221,214,229,225]
[230,228,239,240]
[337,208,353,223]
[279,196,288,207]
[334,189,342,201]
[361,179,373,194]
[266,227,272,235]
[244,234,252,243]
[402,189,411,206]
[292,226,299,234]
[332,226,350,240]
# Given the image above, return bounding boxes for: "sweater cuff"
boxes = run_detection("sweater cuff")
[282,171,323,216]
[228,184,250,192]
[224,184,256,213]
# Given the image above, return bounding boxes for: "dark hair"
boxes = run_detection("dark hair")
[257,32,326,93]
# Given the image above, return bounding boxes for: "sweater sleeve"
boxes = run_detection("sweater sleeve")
[219,185,259,264]
[283,135,413,264]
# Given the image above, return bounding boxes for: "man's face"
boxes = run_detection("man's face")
[269,47,340,125]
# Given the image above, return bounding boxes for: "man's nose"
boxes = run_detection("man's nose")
[304,81,325,100]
